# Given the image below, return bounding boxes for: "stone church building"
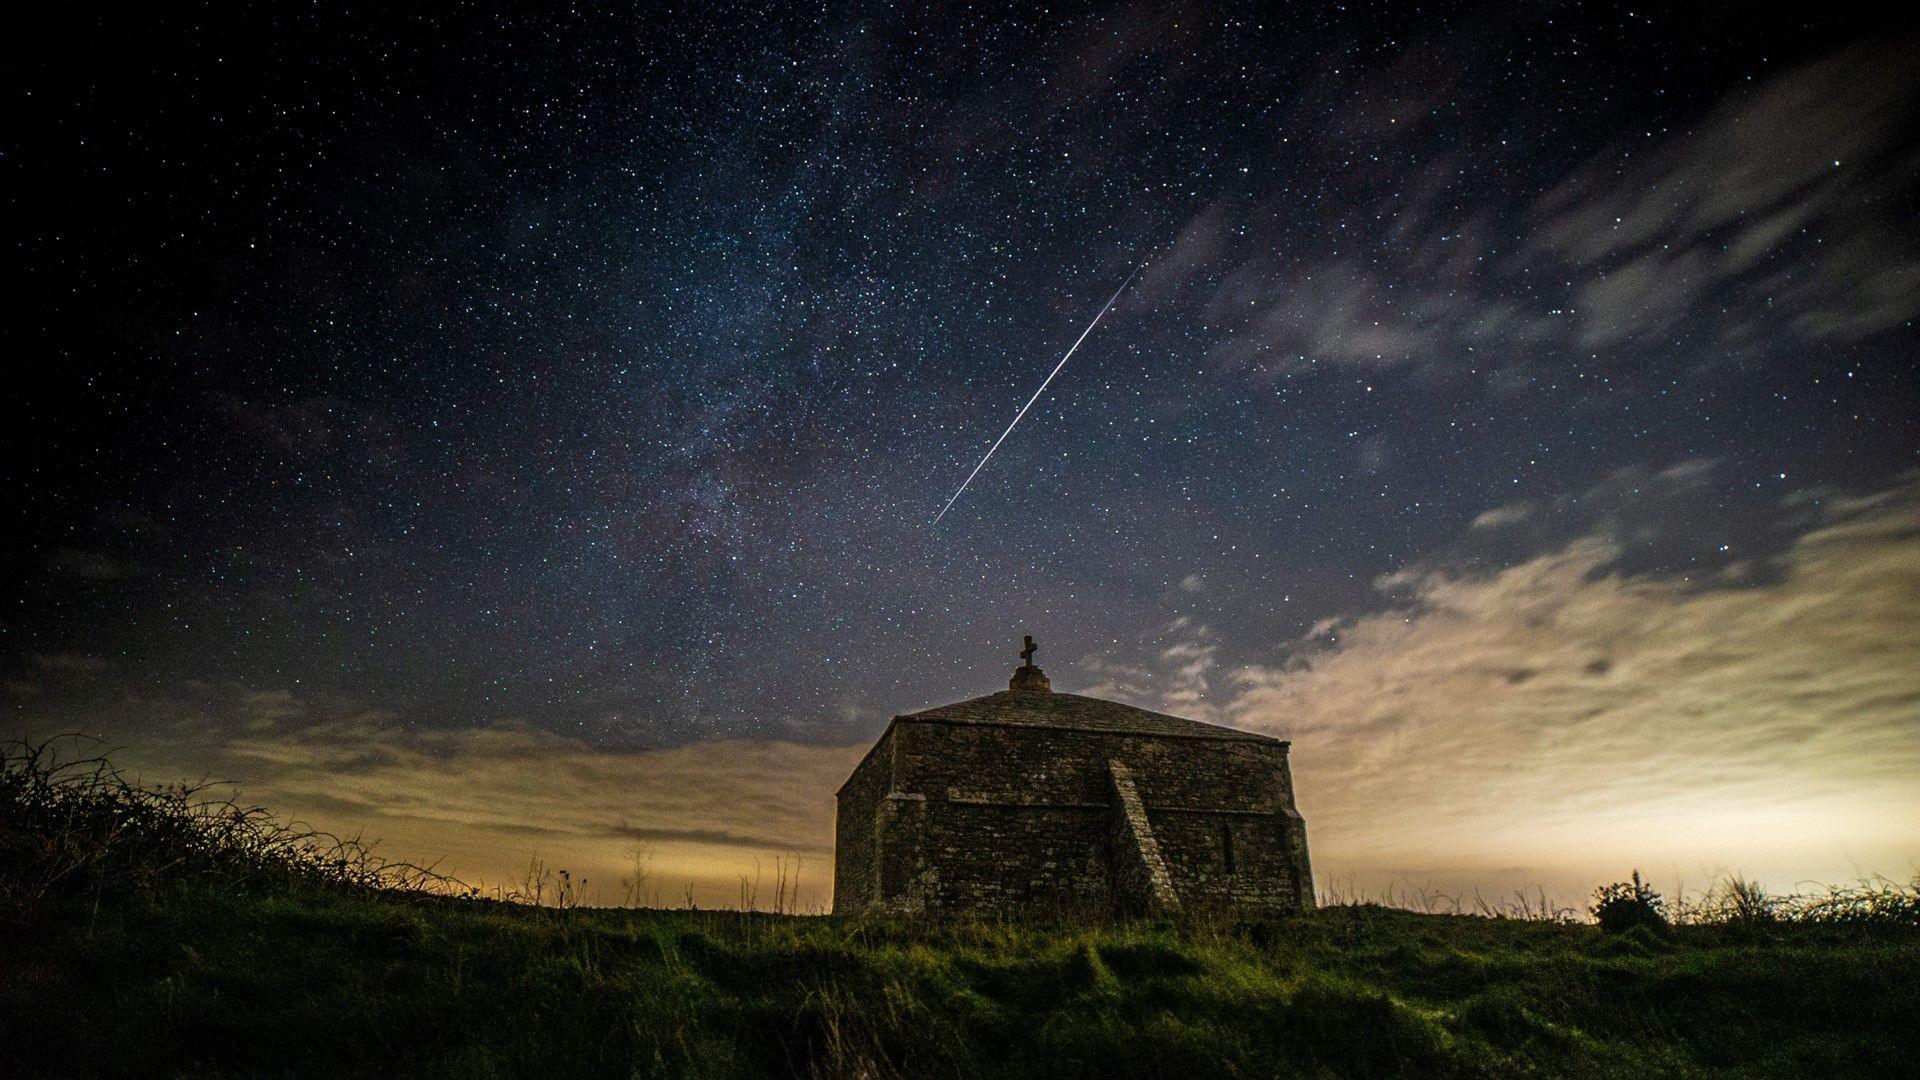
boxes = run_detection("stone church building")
[832,638,1312,916]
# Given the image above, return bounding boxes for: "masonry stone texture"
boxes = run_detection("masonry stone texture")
[833,654,1313,917]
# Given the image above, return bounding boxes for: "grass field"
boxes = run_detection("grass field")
[4,740,1916,1078]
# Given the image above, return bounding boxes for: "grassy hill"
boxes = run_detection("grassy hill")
[4,741,1915,1078]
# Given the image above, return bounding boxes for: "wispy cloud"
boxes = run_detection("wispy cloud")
[1078,615,1223,722]
[1093,469,1920,902]
[1153,39,1920,384]
[1237,473,1920,898]
[1530,41,1920,348]
[94,717,864,909]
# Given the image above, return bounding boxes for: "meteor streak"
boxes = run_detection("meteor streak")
[931,266,1141,525]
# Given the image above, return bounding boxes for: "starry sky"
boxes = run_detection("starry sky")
[6,3,1917,907]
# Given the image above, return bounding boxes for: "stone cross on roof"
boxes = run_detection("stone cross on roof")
[1009,633,1051,693]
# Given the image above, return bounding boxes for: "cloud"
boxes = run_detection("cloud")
[90,717,864,909]
[1529,44,1915,266]
[1530,41,1920,347]
[1152,39,1919,385]
[1447,458,1837,588]
[1470,503,1535,530]
[1075,616,1224,723]
[1157,632,1219,719]
[1221,471,1920,901]
[1076,468,1919,902]
[1136,202,1233,305]
[1205,258,1449,376]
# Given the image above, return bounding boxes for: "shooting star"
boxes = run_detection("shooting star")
[931,266,1141,526]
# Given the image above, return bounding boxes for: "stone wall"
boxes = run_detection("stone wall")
[1148,806,1307,910]
[830,727,893,915]
[832,714,1313,916]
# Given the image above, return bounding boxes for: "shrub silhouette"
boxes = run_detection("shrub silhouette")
[1590,870,1667,933]
[0,736,447,920]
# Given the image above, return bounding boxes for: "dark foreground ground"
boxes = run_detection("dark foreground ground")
[2,744,1914,1078]
[4,881,1916,1079]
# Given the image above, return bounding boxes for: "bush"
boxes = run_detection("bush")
[1591,871,1667,934]
[0,737,446,921]
[1791,877,1920,927]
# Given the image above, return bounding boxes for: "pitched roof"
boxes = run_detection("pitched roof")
[897,689,1278,744]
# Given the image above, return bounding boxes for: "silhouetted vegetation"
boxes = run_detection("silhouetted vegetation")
[1592,870,1669,934]
[0,737,448,922]
[3,739,1916,1078]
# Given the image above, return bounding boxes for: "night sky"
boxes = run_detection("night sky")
[7,3,1917,906]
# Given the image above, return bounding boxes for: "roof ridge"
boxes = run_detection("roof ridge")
[899,688,1276,743]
